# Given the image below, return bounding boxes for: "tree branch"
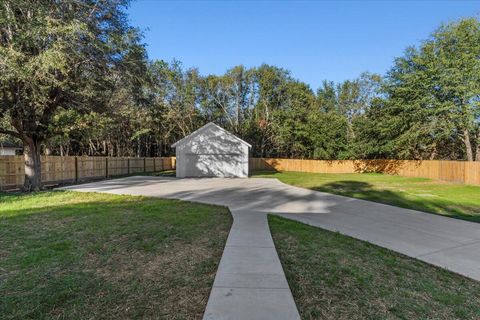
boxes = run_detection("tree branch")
[0,127,22,139]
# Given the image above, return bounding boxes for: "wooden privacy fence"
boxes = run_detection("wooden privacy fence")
[249,158,480,185]
[2,156,479,189]
[0,156,176,190]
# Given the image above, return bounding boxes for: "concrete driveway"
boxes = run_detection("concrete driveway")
[62,176,480,319]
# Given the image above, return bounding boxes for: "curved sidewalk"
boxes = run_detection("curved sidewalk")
[62,176,480,318]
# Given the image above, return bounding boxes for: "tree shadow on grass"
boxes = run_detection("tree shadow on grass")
[312,180,480,223]
[249,170,278,176]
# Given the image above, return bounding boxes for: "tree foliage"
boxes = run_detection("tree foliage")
[0,0,146,189]
[373,18,480,160]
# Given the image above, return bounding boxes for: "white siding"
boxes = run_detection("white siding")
[174,123,249,178]
[0,148,17,156]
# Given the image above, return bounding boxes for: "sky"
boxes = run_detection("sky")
[128,0,480,90]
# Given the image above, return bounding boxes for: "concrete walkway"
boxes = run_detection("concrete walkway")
[203,210,299,320]
[62,176,480,318]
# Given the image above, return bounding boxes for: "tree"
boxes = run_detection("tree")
[430,18,480,161]
[316,80,337,113]
[149,60,202,145]
[382,18,480,161]
[0,0,146,190]
[309,110,350,159]
[200,65,256,135]
[273,81,316,158]
[251,64,291,157]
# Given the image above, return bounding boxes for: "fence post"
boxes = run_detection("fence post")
[153,157,156,172]
[127,158,130,175]
[74,156,78,183]
[144,157,146,173]
[105,157,109,178]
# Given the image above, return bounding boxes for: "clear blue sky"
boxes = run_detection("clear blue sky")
[128,0,479,90]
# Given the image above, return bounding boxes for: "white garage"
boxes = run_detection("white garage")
[172,122,251,178]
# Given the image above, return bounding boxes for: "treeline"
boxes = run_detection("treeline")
[1,1,479,189]
[48,62,384,159]
[45,18,480,161]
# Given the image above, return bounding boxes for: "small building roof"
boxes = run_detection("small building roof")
[0,142,22,149]
[172,122,251,148]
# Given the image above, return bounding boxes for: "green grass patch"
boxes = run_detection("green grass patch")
[269,215,480,320]
[253,171,480,222]
[0,191,231,319]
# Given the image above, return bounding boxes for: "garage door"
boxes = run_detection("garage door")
[184,153,246,177]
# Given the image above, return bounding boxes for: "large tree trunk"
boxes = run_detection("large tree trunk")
[23,138,42,191]
[463,129,474,161]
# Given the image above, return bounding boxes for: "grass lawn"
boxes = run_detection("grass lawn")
[269,215,480,320]
[253,171,480,222]
[0,191,231,320]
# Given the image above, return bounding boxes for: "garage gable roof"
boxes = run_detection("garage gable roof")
[172,122,251,148]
